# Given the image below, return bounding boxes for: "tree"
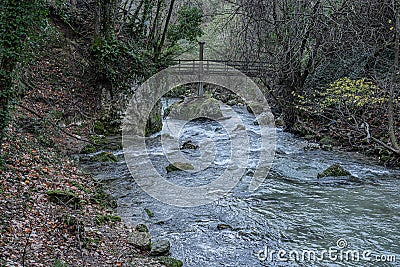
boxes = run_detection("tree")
[221,0,399,155]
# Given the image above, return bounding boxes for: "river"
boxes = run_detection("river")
[82,100,400,267]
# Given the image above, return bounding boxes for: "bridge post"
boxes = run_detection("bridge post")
[198,41,205,96]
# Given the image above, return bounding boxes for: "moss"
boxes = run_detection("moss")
[144,208,154,218]
[90,186,117,208]
[319,136,335,150]
[80,144,97,154]
[53,259,69,267]
[93,121,106,135]
[145,113,162,137]
[166,162,195,172]
[317,163,351,178]
[155,256,183,267]
[90,152,118,163]
[69,181,91,194]
[46,189,81,208]
[84,135,121,152]
[81,236,101,249]
[181,140,199,150]
[163,101,181,118]
[168,96,223,121]
[135,224,149,233]
[94,214,121,225]
[145,101,163,136]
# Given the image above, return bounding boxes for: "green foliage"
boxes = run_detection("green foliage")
[168,5,204,44]
[90,152,118,163]
[90,186,117,208]
[94,214,121,225]
[162,4,203,60]
[91,36,154,90]
[80,144,97,154]
[46,189,81,208]
[0,0,47,141]
[53,259,69,267]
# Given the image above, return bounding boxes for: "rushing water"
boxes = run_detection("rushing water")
[83,100,400,267]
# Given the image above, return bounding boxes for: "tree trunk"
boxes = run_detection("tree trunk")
[0,56,16,141]
[153,0,175,62]
[389,0,400,151]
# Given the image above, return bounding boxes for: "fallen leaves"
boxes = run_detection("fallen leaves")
[0,125,162,267]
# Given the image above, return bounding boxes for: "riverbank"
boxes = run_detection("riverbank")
[0,111,181,266]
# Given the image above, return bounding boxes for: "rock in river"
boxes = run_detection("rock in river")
[180,140,199,150]
[317,163,351,178]
[166,162,195,172]
[150,240,171,256]
[167,96,223,120]
[127,231,151,251]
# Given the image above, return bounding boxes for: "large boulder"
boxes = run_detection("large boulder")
[317,163,351,178]
[127,231,151,251]
[318,136,335,151]
[167,96,223,121]
[166,162,195,172]
[150,240,171,256]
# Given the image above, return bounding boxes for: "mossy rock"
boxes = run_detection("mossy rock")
[80,144,97,154]
[46,190,81,208]
[94,214,121,225]
[144,208,154,218]
[180,140,199,150]
[163,101,182,118]
[135,224,149,233]
[94,118,122,136]
[275,117,285,127]
[85,135,122,151]
[319,136,335,150]
[166,162,195,172]
[317,163,351,178]
[167,96,223,120]
[217,224,233,231]
[90,152,118,163]
[150,240,171,256]
[155,256,183,267]
[145,100,162,136]
[127,231,152,251]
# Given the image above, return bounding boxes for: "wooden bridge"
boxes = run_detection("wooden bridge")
[171,59,272,78]
[171,42,271,78]
[169,42,271,95]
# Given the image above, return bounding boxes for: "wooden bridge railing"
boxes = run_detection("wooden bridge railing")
[171,59,272,78]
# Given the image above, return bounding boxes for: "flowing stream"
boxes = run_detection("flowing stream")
[82,100,400,267]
